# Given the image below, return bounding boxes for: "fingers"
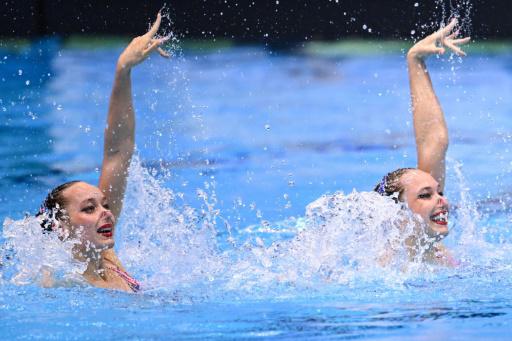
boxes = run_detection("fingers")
[438,18,458,37]
[434,47,446,55]
[157,47,170,58]
[143,37,171,58]
[444,40,466,56]
[437,19,470,56]
[145,12,162,38]
[444,36,470,56]
[451,37,471,45]
[143,40,162,57]
[446,30,459,40]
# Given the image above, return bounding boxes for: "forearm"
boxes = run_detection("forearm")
[408,55,448,146]
[104,65,135,159]
[408,55,448,184]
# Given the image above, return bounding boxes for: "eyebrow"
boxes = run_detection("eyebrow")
[80,197,106,206]
[419,185,440,192]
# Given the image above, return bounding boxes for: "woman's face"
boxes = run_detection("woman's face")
[60,182,116,252]
[399,170,450,239]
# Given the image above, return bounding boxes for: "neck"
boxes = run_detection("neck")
[73,245,111,280]
[405,234,442,262]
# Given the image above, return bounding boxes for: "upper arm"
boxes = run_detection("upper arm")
[98,142,133,220]
[416,122,448,191]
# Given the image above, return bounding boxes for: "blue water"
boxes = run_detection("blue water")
[2,38,512,339]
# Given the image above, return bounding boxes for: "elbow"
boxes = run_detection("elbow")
[429,135,449,155]
[437,130,449,152]
[424,128,449,152]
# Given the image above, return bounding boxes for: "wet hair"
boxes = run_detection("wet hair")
[373,168,415,203]
[36,180,82,232]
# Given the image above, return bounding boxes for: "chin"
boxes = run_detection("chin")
[102,240,115,249]
[427,223,449,239]
[90,239,115,252]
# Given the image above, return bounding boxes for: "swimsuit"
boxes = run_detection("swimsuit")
[107,266,141,292]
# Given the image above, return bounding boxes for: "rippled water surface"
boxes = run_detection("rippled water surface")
[2,39,512,339]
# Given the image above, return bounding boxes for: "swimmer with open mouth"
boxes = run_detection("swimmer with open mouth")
[36,12,169,292]
[373,19,469,265]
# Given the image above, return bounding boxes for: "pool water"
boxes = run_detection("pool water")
[2,37,512,339]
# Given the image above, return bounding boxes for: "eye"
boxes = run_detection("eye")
[438,191,444,196]
[418,193,432,199]
[82,205,95,213]
[103,203,110,210]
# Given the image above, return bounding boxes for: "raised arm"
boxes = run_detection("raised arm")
[99,13,169,219]
[406,19,469,191]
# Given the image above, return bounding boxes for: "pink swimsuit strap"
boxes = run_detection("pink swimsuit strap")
[106,266,141,292]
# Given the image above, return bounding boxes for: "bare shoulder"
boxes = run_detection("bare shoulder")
[434,243,459,267]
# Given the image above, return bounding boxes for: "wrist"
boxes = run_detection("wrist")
[115,61,132,77]
[407,50,424,62]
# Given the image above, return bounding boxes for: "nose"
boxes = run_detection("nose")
[437,194,449,208]
[100,207,115,222]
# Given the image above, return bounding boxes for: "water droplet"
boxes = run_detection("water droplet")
[414,2,419,7]
[18,69,22,76]
[25,80,30,86]
[264,124,271,131]
[411,30,416,35]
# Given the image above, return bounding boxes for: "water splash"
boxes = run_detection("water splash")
[1,160,510,301]
[118,155,226,296]
[1,216,86,287]
[448,158,512,270]
[223,191,438,297]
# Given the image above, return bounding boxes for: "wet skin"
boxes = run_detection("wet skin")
[400,169,450,239]
[60,182,116,254]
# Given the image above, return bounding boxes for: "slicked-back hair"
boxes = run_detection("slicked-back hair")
[373,168,415,203]
[36,180,82,232]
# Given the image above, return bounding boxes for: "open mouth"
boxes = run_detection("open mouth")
[97,224,113,238]
[430,211,448,226]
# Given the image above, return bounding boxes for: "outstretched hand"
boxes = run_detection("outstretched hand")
[117,12,170,71]
[407,19,470,60]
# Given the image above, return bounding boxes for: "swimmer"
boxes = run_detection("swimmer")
[375,19,470,265]
[35,13,169,292]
